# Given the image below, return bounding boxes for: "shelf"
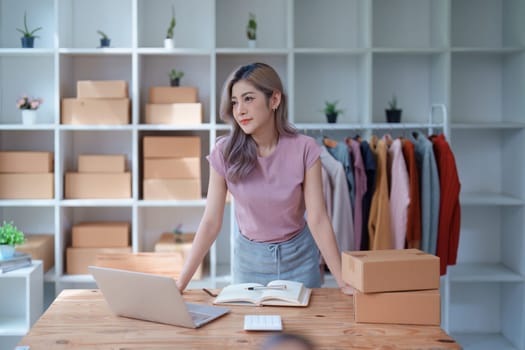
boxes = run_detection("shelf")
[452,122,525,130]
[137,48,212,56]
[59,274,94,284]
[294,123,444,131]
[448,263,524,283]
[138,124,213,131]
[294,48,367,55]
[60,199,134,207]
[0,317,27,336]
[372,48,445,54]
[451,47,524,54]
[215,48,289,55]
[451,333,518,350]
[460,193,525,206]
[137,199,207,207]
[0,200,55,207]
[59,48,133,55]
[0,49,54,56]
[0,124,56,130]
[59,125,133,131]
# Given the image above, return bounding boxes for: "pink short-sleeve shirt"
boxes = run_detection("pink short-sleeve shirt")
[207,133,321,243]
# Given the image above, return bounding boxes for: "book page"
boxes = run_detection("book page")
[260,280,310,306]
[213,283,263,305]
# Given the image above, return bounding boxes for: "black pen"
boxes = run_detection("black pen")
[202,288,217,297]
[245,285,287,291]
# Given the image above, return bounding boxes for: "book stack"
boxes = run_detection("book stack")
[0,252,32,273]
[342,249,440,326]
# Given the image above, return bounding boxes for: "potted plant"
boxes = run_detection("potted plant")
[16,11,42,48]
[246,12,257,48]
[0,221,25,259]
[169,69,184,87]
[385,95,402,123]
[16,95,43,125]
[164,5,176,49]
[97,30,110,48]
[323,100,343,124]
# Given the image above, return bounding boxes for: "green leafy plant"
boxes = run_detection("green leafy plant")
[97,30,109,40]
[169,68,184,81]
[246,12,257,40]
[323,100,343,116]
[0,221,25,246]
[166,5,176,39]
[16,11,42,38]
[388,95,399,110]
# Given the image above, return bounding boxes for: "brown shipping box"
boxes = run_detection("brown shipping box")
[145,103,202,125]
[95,252,185,279]
[149,86,198,104]
[143,157,200,179]
[0,151,53,173]
[143,179,201,200]
[354,289,441,326]
[143,136,201,158]
[66,247,132,275]
[16,234,55,272]
[65,172,131,199]
[72,222,130,248]
[61,98,130,125]
[342,249,440,293]
[0,173,54,199]
[77,80,128,98]
[78,154,127,173]
[154,233,203,279]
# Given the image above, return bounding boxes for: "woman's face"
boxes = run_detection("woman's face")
[231,80,274,135]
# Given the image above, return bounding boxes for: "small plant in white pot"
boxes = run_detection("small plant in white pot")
[164,5,176,49]
[246,12,257,48]
[16,95,43,125]
[0,221,25,259]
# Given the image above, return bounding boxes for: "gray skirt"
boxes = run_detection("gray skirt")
[232,225,321,288]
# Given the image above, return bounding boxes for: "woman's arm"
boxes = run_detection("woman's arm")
[176,166,228,291]
[304,159,353,295]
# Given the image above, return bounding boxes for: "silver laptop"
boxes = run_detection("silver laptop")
[88,266,230,328]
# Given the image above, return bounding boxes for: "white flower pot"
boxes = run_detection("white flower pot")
[21,109,37,125]
[164,38,174,49]
[0,245,15,259]
[248,40,256,49]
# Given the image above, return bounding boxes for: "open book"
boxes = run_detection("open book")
[213,280,311,307]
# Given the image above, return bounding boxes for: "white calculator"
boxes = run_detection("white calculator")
[244,314,283,331]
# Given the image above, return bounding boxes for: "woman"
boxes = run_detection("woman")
[176,62,352,294]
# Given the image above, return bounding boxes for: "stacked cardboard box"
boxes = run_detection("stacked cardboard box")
[66,222,131,274]
[16,234,55,272]
[342,249,441,326]
[65,154,131,199]
[154,232,204,279]
[145,86,202,125]
[0,151,54,199]
[62,80,130,125]
[142,136,201,200]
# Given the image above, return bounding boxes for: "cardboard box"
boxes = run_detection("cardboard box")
[0,173,54,199]
[0,151,53,173]
[143,179,201,200]
[78,154,127,173]
[145,103,202,125]
[143,136,201,158]
[143,157,200,179]
[72,222,130,248]
[354,289,441,326]
[16,234,55,272]
[342,249,440,293]
[65,172,131,199]
[77,80,128,98]
[61,98,130,125]
[66,247,131,275]
[154,233,202,279]
[149,86,198,104]
[94,252,185,279]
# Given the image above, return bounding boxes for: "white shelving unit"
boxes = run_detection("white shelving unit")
[0,1,524,349]
[0,261,43,349]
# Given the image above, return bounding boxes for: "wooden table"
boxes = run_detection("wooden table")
[19,289,461,349]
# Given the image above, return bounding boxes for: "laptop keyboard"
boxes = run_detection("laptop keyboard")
[190,311,210,324]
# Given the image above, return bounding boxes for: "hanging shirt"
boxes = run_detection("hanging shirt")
[360,140,376,251]
[207,133,321,243]
[319,148,354,252]
[409,132,440,255]
[347,138,367,250]
[385,136,410,249]
[431,134,461,275]
[323,140,355,211]
[368,136,393,250]
[402,138,422,249]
